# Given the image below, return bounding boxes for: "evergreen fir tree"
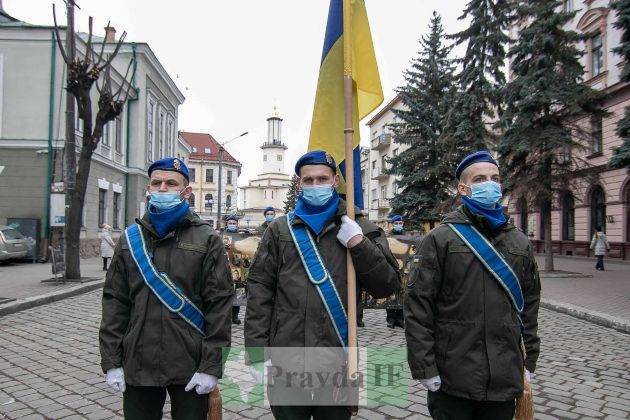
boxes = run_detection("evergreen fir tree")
[388,12,456,224]
[611,0,630,168]
[442,0,513,155]
[497,0,606,271]
[283,175,300,214]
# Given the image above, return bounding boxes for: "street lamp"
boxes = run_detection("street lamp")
[217,131,248,229]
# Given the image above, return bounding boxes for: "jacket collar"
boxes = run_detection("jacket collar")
[291,199,364,237]
[442,205,515,235]
[137,210,196,239]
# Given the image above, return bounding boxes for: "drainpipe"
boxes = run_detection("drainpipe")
[44,30,57,258]
[124,43,139,227]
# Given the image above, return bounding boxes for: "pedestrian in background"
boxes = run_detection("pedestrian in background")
[99,224,115,271]
[590,226,610,271]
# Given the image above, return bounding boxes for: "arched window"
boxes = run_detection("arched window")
[561,192,575,241]
[225,195,232,210]
[189,193,196,208]
[204,193,213,209]
[518,197,528,234]
[590,186,606,236]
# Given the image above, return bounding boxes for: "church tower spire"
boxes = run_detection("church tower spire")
[261,106,288,174]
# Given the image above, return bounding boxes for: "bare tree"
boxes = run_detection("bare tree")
[53,2,135,279]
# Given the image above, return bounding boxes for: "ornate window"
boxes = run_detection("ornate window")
[591,116,603,154]
[577,8,609,80]
[204,193,213,209]
[189,193,196,208]
[591,33,604,77]
[561,192,575,241]
[147,99,155,163]
[562,0,574,12]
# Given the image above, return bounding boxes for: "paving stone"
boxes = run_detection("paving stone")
[551,409,581,419]
[0,291,629,420]
[377,405,412,417]
[572,406,605,417]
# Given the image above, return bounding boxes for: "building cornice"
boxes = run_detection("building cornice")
[366,95,402,126]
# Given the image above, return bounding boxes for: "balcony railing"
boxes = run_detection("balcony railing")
[371,166,390,180]
[371,133,392,151]
[370,198,391,210]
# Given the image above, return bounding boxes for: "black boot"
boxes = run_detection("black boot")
[386,317,395,329]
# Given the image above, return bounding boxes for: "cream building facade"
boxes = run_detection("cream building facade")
[179,131,241,229]
[365,96,407,229]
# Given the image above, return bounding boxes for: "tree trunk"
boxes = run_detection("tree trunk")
[63,1,78,279]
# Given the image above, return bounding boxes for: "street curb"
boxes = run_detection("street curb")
[541,298,630,334]
[0,280,104,317]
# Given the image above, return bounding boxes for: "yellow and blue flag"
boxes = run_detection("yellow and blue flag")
[308,0,383,209]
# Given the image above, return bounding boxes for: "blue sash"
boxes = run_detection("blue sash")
[125,224,206,336]
[447,223,524,315]
[287,212,348,347]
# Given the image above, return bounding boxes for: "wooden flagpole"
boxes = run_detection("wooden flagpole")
[342,0,358,380]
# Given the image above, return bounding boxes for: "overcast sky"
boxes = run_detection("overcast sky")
[5,0,469,197]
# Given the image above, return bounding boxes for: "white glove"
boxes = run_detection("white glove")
[420,375,441,392]
[525,369,531,382]
[106,367,126,393]
[249,360,273,385]
[185,372,218,394]
[337,215,363,248]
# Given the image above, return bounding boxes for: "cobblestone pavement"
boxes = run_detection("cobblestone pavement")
[0,291,629,419]
[536,255,630,321]
[0,258,103,301]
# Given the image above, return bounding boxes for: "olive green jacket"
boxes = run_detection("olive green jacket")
[404,206,541,401]
[99,211,234,386]
[245,201,400,358]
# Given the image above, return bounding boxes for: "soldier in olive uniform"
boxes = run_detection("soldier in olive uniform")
[404,151,541,420]
[257,206,275,235]
[245,150,400,420]
[99,157,233,420]
[385,214,407,329]
[223,214,245,325]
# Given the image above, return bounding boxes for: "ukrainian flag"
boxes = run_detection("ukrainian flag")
[308,0,383,209]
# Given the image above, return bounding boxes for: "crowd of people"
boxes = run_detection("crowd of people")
[98,150,542,420]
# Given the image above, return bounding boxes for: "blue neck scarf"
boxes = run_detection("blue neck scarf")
[293,190,340,236]
[462,196,506,231]
[147,200,190,238]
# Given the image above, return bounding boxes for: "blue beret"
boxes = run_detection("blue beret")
[263,206,275,215]
[148,157,189,181]
[455,151,498,180]
[391,214,403,222]
[294,150,337,176]
[225,214,239,222]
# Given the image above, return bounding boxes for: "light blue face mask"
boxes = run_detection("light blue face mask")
[467,181,503,209]
[265,214,275,223]
[226,224,238,232]
[393,223,403,233]
[301,184,334,207]
[149,191,183,211]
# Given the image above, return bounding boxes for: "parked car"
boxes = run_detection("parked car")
[0,225,28,262]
